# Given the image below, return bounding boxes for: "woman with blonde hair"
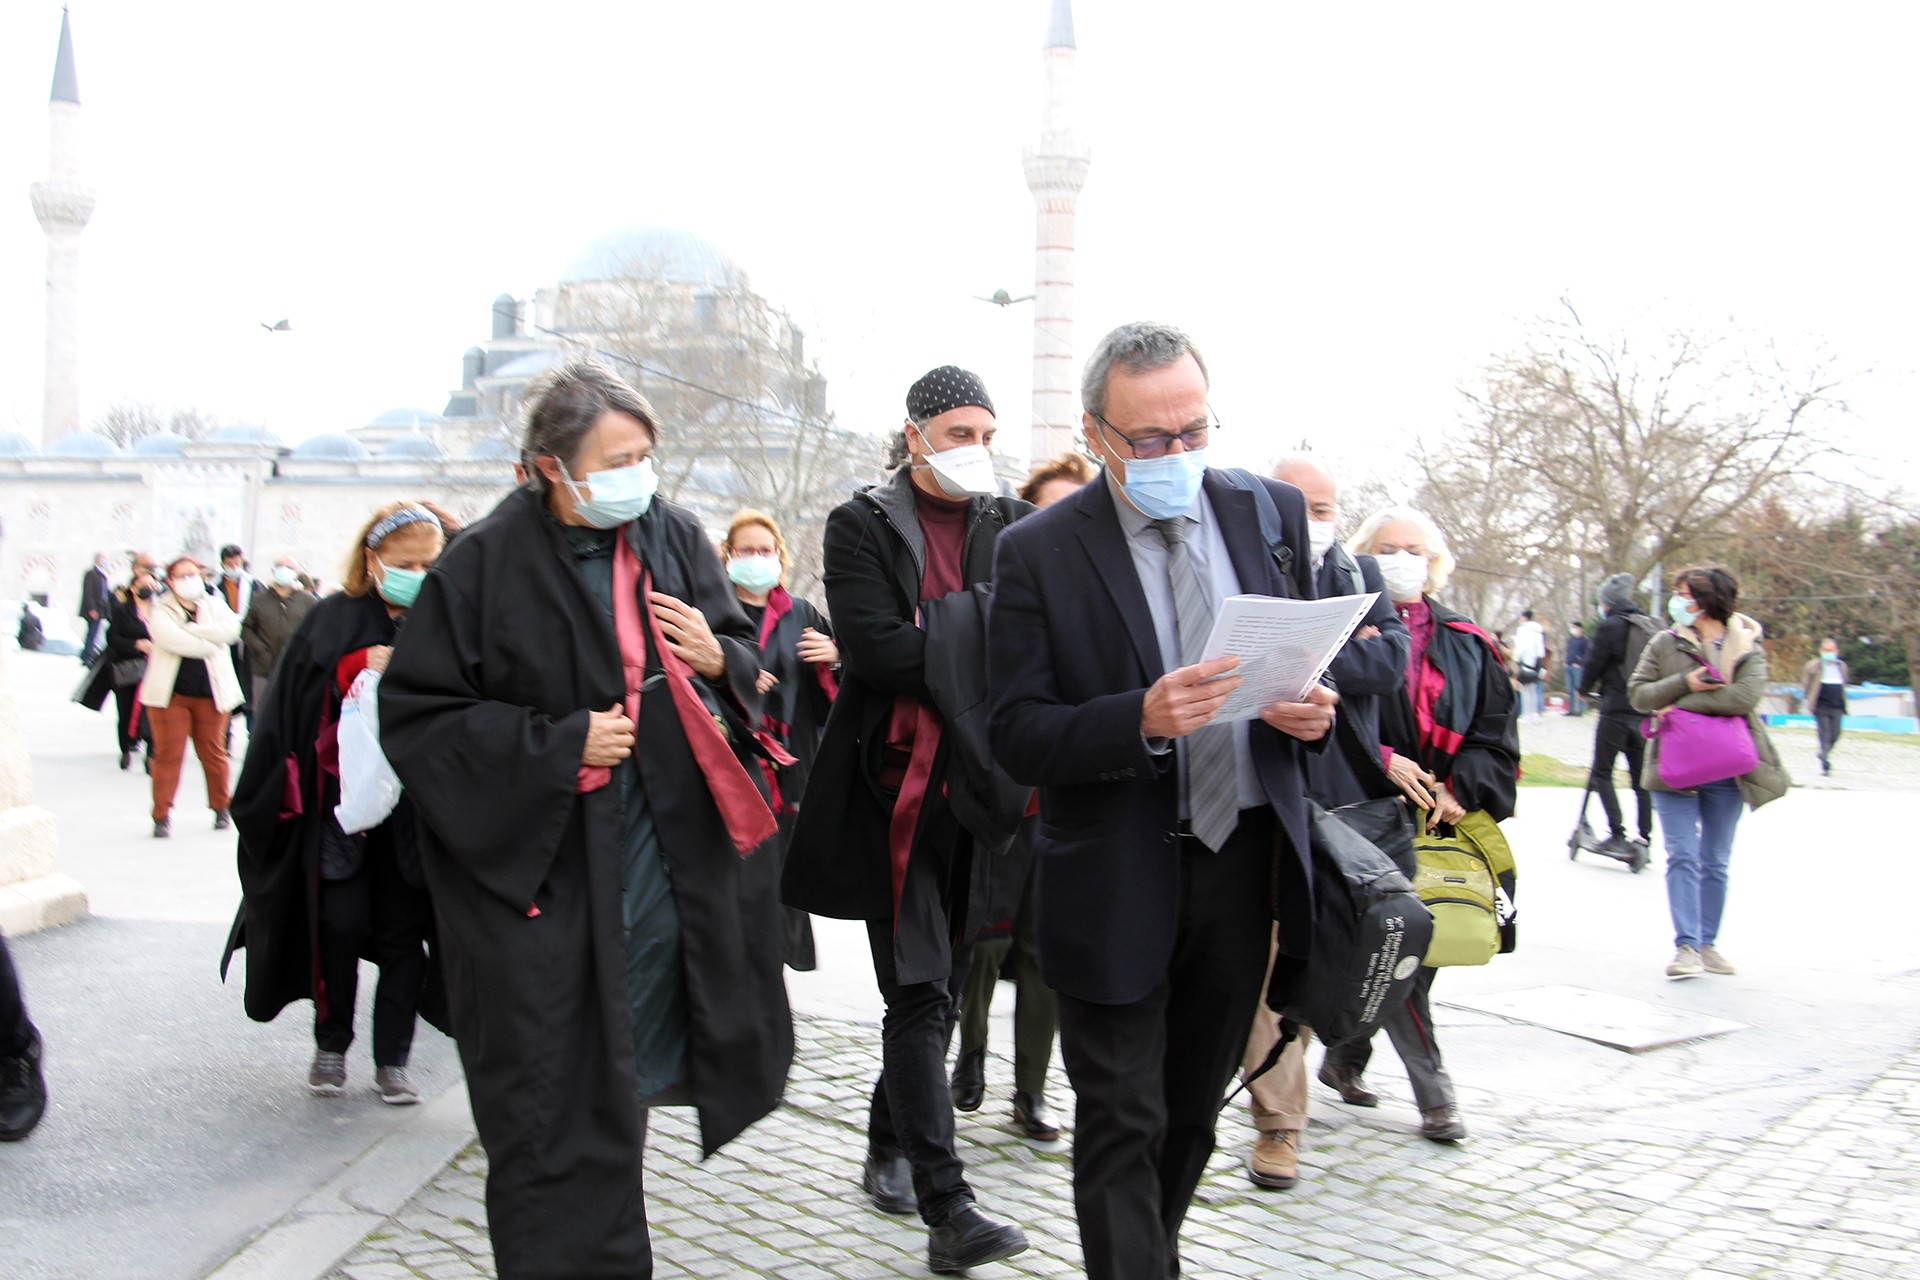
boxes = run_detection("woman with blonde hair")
[223,501,453,1103]
[142,555,245,837]
[1319,505,1519,1144]
[722,508,838,969]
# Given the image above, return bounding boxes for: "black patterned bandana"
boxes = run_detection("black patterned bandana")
[906,365,994,422]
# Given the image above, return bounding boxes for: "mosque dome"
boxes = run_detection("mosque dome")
[207,422,285,448]
[559,226,742,289]
[290,433,371,461]
[381,434,446,460]
[130,432,189,457]
[0,432,37,459]
[366,407,442,432]
[46,431,121,458]
[463,436,519,460]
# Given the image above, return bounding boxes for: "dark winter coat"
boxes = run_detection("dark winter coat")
[377,484,792,1280]
[782,468,1032,986]
[1580,601,1656,717]
[1310,550,1410,809]
[1381,596,1520,822]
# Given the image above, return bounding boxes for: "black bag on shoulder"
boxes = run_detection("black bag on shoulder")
[1268,799,1432,1049]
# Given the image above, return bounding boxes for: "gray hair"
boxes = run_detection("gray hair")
[1081,321,1210,420]
[1345,505,1458,595]
[883,417,941,472]
[520,359,658,494]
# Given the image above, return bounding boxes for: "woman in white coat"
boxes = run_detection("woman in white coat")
[140,556,244,837]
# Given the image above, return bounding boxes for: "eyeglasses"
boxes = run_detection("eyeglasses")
[1091,409,1221,460]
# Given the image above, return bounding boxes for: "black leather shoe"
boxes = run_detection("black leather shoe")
[1317,1060,1379,1108]
[0,1030,47,1142]
[860,1152,915,1215]
[950,1046,985,1113]
[928,1204,1027,1274]
[1010,1090,1061,1142]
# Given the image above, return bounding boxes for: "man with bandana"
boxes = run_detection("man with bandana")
[785,367,1032,1274]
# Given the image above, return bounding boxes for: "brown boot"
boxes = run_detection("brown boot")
[1247,1129,1300,1189]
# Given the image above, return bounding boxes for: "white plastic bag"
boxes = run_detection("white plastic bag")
[334,668,403,834]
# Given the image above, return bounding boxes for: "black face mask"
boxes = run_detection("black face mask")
[134,587,154,600]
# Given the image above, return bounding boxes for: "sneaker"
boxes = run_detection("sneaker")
[307,1050,347,1097]
[1666,945,1704,979]
[213,808,231,831]
[1700,945,1737,976]
[1247,1129,1300,1189]
[1594,833,1629,859]
[375,1065,420,1105]
[0,1030,48,1142]
[152,818,171,839]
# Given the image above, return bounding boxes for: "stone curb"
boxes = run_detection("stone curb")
[202,1083,477,1280]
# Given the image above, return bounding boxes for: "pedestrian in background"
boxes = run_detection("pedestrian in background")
[217,544,260,737]
[103,555,160,771]
[77,550,111,664]
[1579,573,1657,858]
[1513,609,1548,719]
[1800,638,1849,776]
[1331,504,1520,1144]
[1564,620,1590,716]
[141,556,244,838]
[1630,566,1789,979]
[721,508,837,971]
[241,554,317,708]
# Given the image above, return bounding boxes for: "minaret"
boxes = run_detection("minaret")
[1022,0,1092,461]
[31,9,95,447]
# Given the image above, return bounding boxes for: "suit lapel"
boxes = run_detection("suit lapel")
[1205,472,1280,597]
[1075,480,1164,683]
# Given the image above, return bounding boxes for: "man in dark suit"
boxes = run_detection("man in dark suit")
[78,551,112,663]
[987,322,1335,1280]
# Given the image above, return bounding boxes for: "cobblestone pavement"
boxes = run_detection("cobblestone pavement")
[1517,711,1918,793]
[331,1015,1920,1280]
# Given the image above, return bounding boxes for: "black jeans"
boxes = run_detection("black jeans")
[110,682,150,756]
[1590,712,1652,841]
[0,935,35,1058]
[1816,708,1843,764]
[1055,810,1275,1280]
[865,919,976,1226]
[316,838,432,1067]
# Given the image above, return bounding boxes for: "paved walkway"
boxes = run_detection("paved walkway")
[329,1017,1920,1280]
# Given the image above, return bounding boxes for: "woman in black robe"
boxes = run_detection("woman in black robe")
[720,508,838,971]
[378,361,793,1280]
[221,502,451,1104]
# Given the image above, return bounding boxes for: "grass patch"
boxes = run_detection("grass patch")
[1519,753,1592,788]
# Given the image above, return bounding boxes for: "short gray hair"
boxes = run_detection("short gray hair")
[1081,322,1210,420]
[521,359,658,494]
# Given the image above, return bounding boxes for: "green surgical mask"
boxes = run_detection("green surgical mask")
[375,558,427,609]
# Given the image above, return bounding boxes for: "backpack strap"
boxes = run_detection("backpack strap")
[1219,467,1295,580]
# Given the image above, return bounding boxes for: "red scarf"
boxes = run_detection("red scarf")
[576,538,781,857]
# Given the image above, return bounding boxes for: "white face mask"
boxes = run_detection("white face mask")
[1307,520,1339,565]
[911,426,997,498]
[169,575,206,602]
[1376,551,1429,602]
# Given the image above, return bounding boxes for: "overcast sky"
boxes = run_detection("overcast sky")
[2,1,1915,491]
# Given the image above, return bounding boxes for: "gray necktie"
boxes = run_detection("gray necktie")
[1155,518,1239,852]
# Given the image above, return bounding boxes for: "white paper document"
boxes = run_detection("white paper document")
[1197,592,1379,722]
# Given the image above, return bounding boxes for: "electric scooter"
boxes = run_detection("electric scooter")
[1567,784,1650,872]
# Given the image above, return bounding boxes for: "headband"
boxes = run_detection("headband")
[365,507,442,549]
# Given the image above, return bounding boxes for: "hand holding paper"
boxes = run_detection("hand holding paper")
[1197,592,1379,723]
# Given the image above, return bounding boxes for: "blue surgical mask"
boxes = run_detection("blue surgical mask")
[374,558,427,609]
[1667,595,1696,627]
[727,554,782,594]
[559,457,658,529]
[1119,448,1208,520]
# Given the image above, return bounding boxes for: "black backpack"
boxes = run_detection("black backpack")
[1269,800,1433,1048]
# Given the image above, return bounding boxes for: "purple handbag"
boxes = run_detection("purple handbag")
[1642,653,1758,788]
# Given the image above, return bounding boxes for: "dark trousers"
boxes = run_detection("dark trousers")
[1323,965,1454,1111]
[110,682,150,756]
[1816,708,1843,765]
[958,881,1058,1095]
[0,935,35,1058]
[1055,810,1275,1280]
[865,920,976,1226]
[316,841,432,1067]
[1590,712,1652,841]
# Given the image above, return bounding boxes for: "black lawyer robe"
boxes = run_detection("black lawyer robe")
[220,591,446,1031]
[377,485,792,1280]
